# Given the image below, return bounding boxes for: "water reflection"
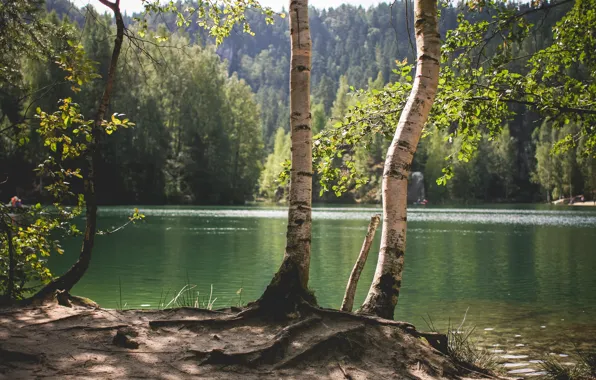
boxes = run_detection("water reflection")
[51,205,596,368]
[98,205,596,226]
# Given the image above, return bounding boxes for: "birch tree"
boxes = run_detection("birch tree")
[257,0,316,314]
[359,0,440,319]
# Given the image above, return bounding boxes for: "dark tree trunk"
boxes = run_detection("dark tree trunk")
[29,0,125,301]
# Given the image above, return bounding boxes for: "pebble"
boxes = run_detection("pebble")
[515,334,522,337]
[540,326,546,329]
[515,343,525,347]
[484,328,495,331]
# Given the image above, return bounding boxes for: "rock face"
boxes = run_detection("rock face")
[408,172,425,203]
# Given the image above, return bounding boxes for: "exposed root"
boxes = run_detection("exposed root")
[56,289,71,307]
[273,324,366,369]
[21,311,95,328]
[168,307,228,315]
[149,303,262,330]
[337,362,353,380]
[250,262,318,320]
[304,304,416,330]
[186,315,322,367]
[303,304,450,355]
[56,324,130,332]
[149,315,245,330]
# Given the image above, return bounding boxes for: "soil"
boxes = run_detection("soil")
[0,300,500,379]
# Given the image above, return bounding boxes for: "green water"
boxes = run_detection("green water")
[51,205,596,371]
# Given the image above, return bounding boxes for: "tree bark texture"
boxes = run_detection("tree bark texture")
[341,214,380,312]
[360,0,440,319]
[285,0,313,290]
[31,0,124,300]
[257,0,313,313]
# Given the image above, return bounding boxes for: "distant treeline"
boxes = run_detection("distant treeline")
[1,0,592,205]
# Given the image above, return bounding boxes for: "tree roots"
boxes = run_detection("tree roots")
[146,298,449,372]
[186,315,323,366]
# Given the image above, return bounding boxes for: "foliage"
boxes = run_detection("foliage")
[0,0,72,89]
[259,128,290,200]
[309,0,595,203]
[1,0,283,300]
[137,0,282,45]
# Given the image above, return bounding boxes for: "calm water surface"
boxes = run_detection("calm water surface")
[51,205,596,373]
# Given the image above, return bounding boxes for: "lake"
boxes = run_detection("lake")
[51,204,596,374]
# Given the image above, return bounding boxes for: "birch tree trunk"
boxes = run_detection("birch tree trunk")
[257,0,314,313]
[359,0,440,319]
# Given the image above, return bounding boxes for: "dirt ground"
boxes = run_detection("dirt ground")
[0,302,499,379]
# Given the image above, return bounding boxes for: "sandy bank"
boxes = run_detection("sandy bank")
[0,303,500,379]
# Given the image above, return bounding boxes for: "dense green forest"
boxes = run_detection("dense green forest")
[0,0,593,205]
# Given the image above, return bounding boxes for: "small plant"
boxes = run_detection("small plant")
[157,288,170,310]
[540,350,596,380]
[116,277,127,310]
[423,310,499,374]
[236,281,244,307]
[164,283,217,310]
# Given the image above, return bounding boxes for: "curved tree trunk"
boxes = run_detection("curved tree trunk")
[359,0,440,319]
[257,0,315,314]
[30,0,124,301]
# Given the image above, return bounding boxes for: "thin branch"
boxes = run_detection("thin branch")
[470,96,596,116]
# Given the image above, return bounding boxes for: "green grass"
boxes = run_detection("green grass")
[423,310,500,374]
[540,350,596,380]
[164,283,217,310]
[116,277,127,310]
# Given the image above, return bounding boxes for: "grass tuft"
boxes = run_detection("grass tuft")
[164,283,217,310]
[540,350,596,380]
[116,277,127,310]
[423,309,499,374]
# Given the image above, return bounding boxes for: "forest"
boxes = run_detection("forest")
[1,0,593,206]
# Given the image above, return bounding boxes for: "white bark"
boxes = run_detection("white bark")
[360,0,440,319]
[259,0,312,303]
[285,0,313,289]
[341,214,381,312]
